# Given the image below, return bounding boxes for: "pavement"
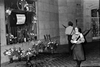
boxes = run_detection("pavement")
[1,40,100,67]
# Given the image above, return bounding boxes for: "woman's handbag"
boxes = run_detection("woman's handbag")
[71,44,76,50]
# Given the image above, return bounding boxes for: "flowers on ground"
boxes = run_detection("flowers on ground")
[3,40,59,63]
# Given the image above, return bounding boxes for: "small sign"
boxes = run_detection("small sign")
[16,14,26,24]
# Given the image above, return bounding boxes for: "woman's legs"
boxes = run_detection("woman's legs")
[76,60,81,67]
[68,35,72,54]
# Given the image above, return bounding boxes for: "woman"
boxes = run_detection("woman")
[65,21,74,54]
[71,27,85,67]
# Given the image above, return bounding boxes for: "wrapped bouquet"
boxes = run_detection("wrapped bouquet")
[3,48,15,63]
[3,47,24,63]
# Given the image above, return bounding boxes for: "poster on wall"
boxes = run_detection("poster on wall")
[16,14,26,24]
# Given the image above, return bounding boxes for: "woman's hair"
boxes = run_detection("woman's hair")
[74,27,82,33]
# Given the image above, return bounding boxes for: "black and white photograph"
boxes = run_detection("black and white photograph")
[0,0,100,67]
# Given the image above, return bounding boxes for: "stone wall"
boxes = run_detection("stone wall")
[0,0,6,46]
[37,0,60,42]
[58,0,83,44]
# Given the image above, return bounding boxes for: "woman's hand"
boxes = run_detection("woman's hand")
[71,40,77,43]
[76,41,81,44]
[77,37,85,44]
[71,40,81,44]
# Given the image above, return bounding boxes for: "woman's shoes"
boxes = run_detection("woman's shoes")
[76,64,80,67]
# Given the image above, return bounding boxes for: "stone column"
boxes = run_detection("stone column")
[99,0,100,29]
[0,0,7,46]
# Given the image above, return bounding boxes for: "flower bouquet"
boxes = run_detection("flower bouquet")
[24,48,38,67]
[16,47,24,61]
[43,34,59,53]
[46,40,59,53]
[3,48,15,63]
[3,47,25,63]
[33,40,45,53]
[24,48,37,61]
[37,40,45,53]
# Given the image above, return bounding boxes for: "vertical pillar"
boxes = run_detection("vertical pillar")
[99,0,100,38]
[99,0,100,29]
[36,1,39,40]
[0,0,7,46]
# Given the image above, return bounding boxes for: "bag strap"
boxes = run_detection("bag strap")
[76,35,80,41]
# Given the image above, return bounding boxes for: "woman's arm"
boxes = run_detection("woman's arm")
[77,33,85,44]
[71,40,76,43]
[71,35,77,44]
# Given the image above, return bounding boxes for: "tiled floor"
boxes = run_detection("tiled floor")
[1,40,100,67]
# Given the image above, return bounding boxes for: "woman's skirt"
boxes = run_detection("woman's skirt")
[73,44,85,61]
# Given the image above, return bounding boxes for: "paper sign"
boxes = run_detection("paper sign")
[16,14,26,24]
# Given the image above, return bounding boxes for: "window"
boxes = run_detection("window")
[91,9,98,17]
